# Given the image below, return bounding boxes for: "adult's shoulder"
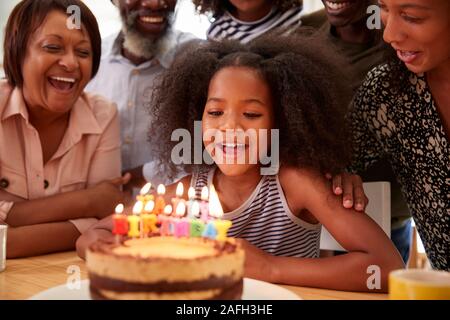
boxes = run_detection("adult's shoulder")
[361,62,395,89]
[81,92,118,131]
[0,80,13,112]
[353,62,398,111]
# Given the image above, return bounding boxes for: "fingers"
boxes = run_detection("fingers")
[342,173,354,209]
[352,175,367,211]
[332,173,368,211]
[110,173,132,186]
[122,172,132,185]
[332,174,343,195]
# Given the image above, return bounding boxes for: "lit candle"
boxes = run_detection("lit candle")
[190,201,201,219]
[189,202,204,237]
[200,186,209,222]
[174,202,189,238]
[208,185,223,218]
[214,220,232,241]
[128,201,143,238]
[142,200,158,236]
[202,220,217,239]
[171,182,185,215]
[144,199,155,214]
[154,184,166,215]
[186,187,196,218]
[136,182,152,203]
[112,204,128,243]
[160,204,173,236]
[209,185,232,241]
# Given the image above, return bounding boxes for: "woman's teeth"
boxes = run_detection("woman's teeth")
[48,76,76,91]
[50,76,76,83]
[140,16,164,24]
[325,1,352,11]
[397,50,420,63]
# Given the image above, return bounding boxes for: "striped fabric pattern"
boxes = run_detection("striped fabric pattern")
[191,168,322,258]
[206,6,303,44]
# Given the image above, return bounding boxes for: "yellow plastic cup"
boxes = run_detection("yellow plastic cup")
[389,269,450,300]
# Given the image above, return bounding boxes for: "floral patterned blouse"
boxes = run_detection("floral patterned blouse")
[349,63,449,271]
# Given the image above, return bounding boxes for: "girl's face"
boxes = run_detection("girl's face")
[202,66,274,177]
[229,0,274,21]
[22,10,93,114]
[379,0,450,74]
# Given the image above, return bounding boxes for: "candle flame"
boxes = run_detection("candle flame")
[144,200,155,213]
[188,187,195,200]
[115,203,124,214]
[176,182,184,198]
[201,186,209,201]
[157,184,166,196]
[208,185,223,219]
[163,204,173,215]
[132,201,144,215]
[175,201,186,217]
[140,182,152,195]
[191,201,200,218]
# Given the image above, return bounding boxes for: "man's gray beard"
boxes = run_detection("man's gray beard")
[121,11,175,60]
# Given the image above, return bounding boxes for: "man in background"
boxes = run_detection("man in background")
[86,0,196,191]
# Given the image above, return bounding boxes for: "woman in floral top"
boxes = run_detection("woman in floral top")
[348,0,449,270]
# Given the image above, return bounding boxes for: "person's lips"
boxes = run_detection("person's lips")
[214,142,249,161]
[324,1,355,14]
[139,15,165,24]
[48,76,77,93]
[396,50,421,64]
[135,11,168,34]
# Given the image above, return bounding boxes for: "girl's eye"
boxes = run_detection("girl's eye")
[244,112,262,119]
[208,111,223,116]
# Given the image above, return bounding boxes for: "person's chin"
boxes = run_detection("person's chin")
[216,163,256,178]
[46,103,74,114]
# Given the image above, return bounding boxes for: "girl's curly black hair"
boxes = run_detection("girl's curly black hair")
[148,34,352,180]
[192,0,303,17]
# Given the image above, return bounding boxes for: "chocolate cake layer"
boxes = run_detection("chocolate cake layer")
[89,279,244,300]
[89,272,240,292]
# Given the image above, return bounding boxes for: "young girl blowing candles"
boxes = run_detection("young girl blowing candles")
[77,35,404,292]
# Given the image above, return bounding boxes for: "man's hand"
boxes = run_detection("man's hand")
[325,172,369,212]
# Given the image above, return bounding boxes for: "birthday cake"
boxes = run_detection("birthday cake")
[86,236,245,300]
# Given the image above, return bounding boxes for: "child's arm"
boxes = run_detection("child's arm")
[6,222,80,258]
[245,167,404,292]
[75,175,193,260]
